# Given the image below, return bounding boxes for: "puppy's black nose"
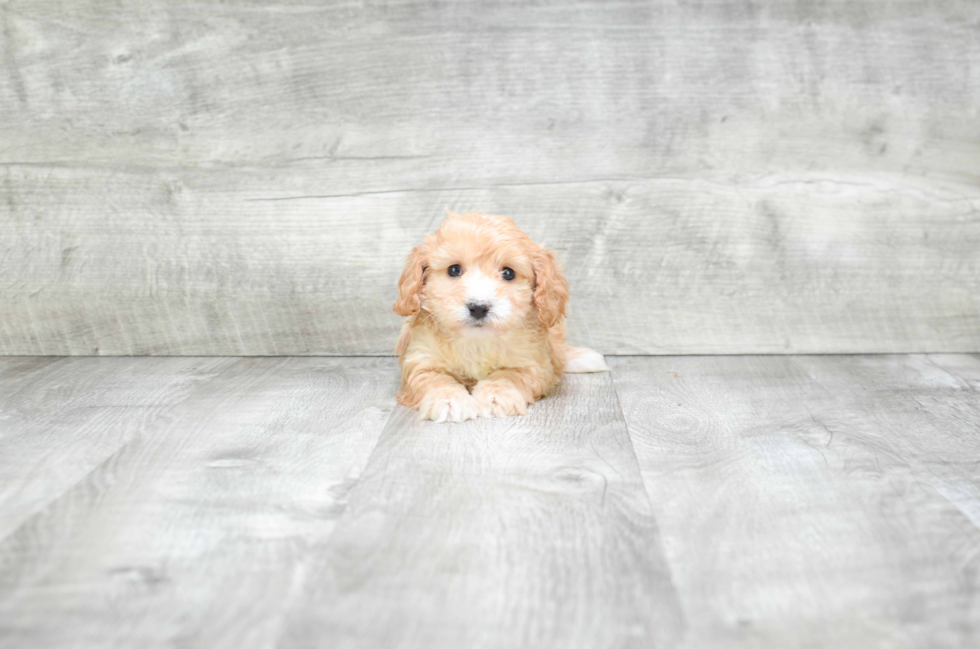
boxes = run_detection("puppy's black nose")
[467,302,490,320]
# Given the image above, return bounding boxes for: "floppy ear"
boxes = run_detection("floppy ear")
[532,244,569,328]
[393,245,428,316]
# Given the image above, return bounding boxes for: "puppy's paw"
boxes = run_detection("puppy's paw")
[473,381,530,418]
[417,387,479,423]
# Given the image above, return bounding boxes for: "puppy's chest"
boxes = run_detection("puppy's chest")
[443,334,537,381]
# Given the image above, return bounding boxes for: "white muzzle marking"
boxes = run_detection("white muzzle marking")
[465,270,497,305]
[459,269,513,326]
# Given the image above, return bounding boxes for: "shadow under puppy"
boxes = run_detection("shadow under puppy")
[394,210,608,423]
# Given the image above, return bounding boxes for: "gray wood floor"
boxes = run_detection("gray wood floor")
[1,354,978,648]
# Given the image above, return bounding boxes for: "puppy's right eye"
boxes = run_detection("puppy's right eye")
[448,264,462,277]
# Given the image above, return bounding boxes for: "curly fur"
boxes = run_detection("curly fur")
[393,210,606,423]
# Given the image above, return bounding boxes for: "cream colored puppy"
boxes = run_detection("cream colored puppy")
[393,210,608,423]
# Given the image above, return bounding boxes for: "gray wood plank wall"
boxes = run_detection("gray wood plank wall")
[2,1,979,355]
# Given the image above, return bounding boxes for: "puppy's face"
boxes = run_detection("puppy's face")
[394,212,569,333]
[424,226,534,334]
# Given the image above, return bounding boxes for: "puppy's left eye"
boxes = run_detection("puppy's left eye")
[501,267,515,281]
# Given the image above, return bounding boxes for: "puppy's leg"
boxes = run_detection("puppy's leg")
[401,369,479,423]
[473,368,551,419]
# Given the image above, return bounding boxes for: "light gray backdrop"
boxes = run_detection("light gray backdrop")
[2,0,978,355]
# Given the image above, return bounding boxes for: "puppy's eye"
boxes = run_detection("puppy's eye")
[448,264,462,277]
[501,267,515,281]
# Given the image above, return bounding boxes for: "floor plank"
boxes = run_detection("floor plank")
[799,354,980,530]
[609,354,980,648]
[0,358,399,648]
[0,356,234,540]
[2,355,977,647]
[280,371,684,649]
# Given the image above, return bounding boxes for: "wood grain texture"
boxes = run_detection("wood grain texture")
[0,356,233,540]
[2,355,979,647]
[2,1,979,355]
[0,357,399,648]
[609,354,980,648]
[281,371,684,649]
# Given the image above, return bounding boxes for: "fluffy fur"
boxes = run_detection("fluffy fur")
[393,210,608,423]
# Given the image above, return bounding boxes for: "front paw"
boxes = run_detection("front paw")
[417,387,479,423]
[473,381,529,418]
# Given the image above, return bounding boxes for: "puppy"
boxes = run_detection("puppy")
[393,210,608,423]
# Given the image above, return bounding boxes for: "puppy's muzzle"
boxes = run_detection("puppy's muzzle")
[467,302,491,321]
